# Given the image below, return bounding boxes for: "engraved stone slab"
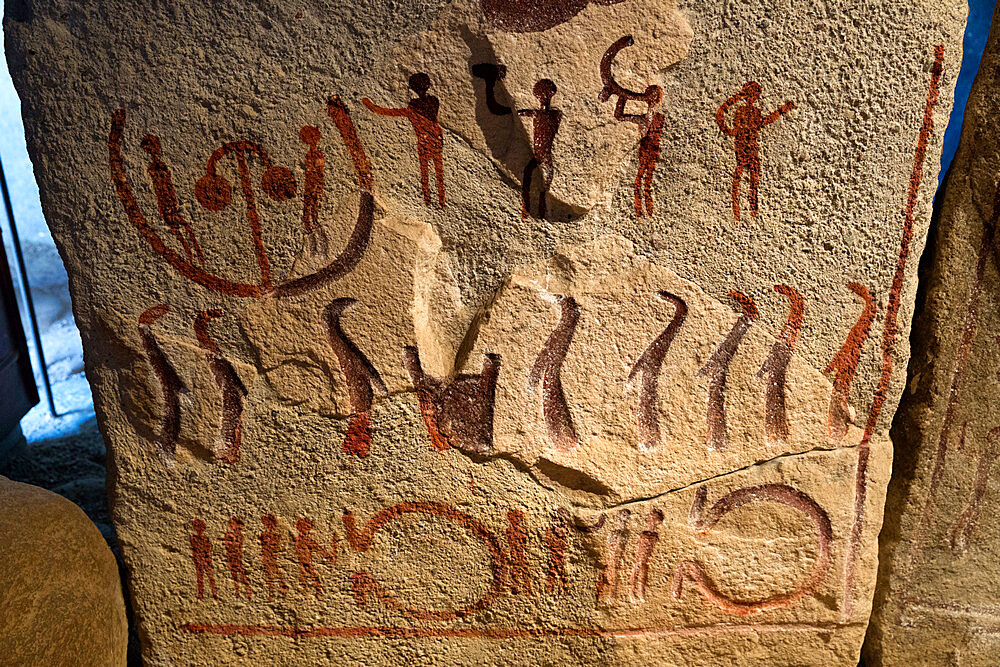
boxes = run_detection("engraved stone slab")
[4,0,965,664]
[867,6,1000,665]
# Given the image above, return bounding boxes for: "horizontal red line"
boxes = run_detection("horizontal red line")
[181,621,847,640]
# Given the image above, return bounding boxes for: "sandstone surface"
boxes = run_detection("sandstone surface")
[866,5,1000,665]
[0,476,127,666]
[4,0,965,664]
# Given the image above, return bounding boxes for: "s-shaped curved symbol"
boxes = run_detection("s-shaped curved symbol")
[671,483,833,615]
[342,501,507,621]
[108,95,374,299]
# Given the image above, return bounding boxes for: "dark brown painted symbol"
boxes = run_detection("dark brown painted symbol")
[755,285,804,446]
[189,519,218,600]
[108,97,374,299]
[672,484,833,614]
[194,309,248,464]
[259,514,289,601]
[299,125,329,254]
[471,63,512,116]
[481,0,625,33]
[363,73,446,208]
[529,295,580,451]
[224,517,253,599]
[950,426,1000,554]
[824,283,877,442]
[696,291,758,451]
[518,79,562,220]
[324,298,387,458]
[599,35,665,217]
[294,517,336,599]
[138,304,188,461]
[343,501,507,620]
[140,135,205,266]
[626,292,687,450]
[403,347,500,454]
[716,82,795,221]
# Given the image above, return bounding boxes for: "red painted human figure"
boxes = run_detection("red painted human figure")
[224,517,252,599]
[599,36,665,217]
[140,135,205,265]
[189,519,218,600]
[294,518,335,598]
[716,81,795,221]
[518,79,562,220]
[543,513,569,595]
[299,125,329,253]
[363,73,446,208]
[259,514,288,600]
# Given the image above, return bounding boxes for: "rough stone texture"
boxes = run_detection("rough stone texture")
[866,5,1000,665]
[4,1,964,664]
[0,475,127,665]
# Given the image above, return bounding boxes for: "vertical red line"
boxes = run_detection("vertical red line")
[842,44,944,618]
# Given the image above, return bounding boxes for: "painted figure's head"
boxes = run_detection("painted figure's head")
[262,514,278,530]
[193,519,206,533]
[741,80,762,102]
[409,72,432,96]
[533,78,557,106]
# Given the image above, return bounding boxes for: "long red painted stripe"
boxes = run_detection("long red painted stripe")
[841,44,945,619]
[180,621,848,640]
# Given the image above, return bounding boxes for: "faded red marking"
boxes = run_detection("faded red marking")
[403,347,500,454]
[194,310,248,464]
[259,514,288,601]
[343,501,507,621]
[481,0,625,33]
[716,82,795,221]
[600,36,665,217]
[672,484,833,615]
[325,298,387,457]
[629,509,664,603]
[950,427,1000,554]
[844,44,944,619]
[544,513,569,596]
[140,135,205,265]
[529,295,580,451]
[518,80,562,220]
[364,73,445,208]
[471,63,512,116]
[299,125,329,253]
[138,305,188,460]
[181,620,849,639]
[506,509,532,596]
[627,291,687,450]
[696,291,758,450]
[596,509,630,605]
[108,98,374,299]
[189,519,218,600]
[224,518,252,599]
[824,283,877,442]
[294,518,336,599]
[756,285,804,446]
[901,182,1000,589]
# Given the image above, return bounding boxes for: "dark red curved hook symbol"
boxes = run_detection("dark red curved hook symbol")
[672,483,833,615]
[107,95,374,299]
[343,501,507,621]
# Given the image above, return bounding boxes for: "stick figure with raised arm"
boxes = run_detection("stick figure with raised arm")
[716,81,795,221]
[600,35,665,217]
[518,79,562,220]
[363,73,446,208]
